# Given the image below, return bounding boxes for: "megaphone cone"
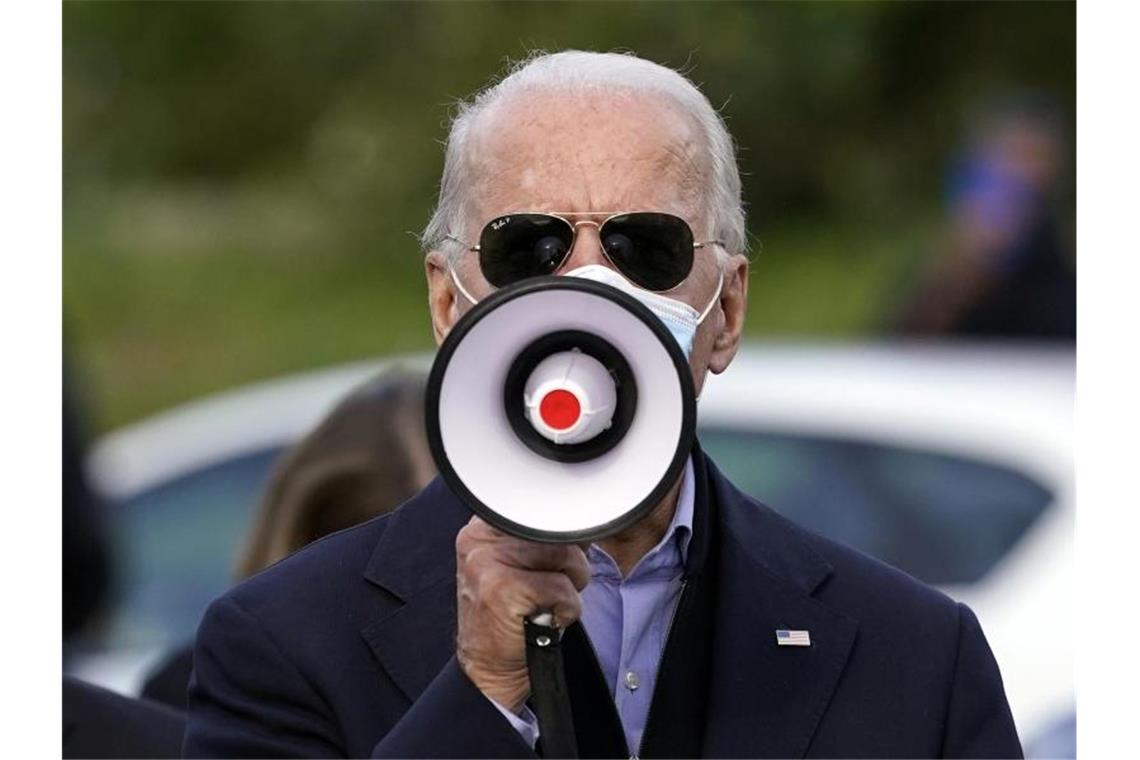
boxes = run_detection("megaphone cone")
[425,276,696,543]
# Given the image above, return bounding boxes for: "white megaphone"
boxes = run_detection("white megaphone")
[425,276,696,543]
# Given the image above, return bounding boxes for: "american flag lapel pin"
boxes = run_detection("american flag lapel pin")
[776,629,811,647]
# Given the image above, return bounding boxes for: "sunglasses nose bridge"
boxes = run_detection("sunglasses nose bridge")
[557,219,609,273]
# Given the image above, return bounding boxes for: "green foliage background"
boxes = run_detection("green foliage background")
[63,1,1074,432]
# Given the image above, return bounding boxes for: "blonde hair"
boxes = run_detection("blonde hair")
[235,369,432,577]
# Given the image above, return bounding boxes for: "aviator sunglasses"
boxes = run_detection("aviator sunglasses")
[445,212,725,293]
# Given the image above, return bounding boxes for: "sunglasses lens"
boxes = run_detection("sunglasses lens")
[601,213,694,291]
[479,214,573,287]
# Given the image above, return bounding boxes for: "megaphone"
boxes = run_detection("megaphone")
[425,275,696,543]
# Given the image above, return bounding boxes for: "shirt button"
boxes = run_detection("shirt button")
[624,671,640,691]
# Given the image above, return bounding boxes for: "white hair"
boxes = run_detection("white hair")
[421,50,747,257]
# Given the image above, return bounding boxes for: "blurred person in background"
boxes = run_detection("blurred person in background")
[235,367,434,578]
[898,95,1075,339]
[64,369,186,759]
[63,380,110,646]
[140,369,434,709]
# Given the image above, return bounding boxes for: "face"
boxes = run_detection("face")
[426,90,749,394]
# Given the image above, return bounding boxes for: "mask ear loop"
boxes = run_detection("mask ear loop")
[696,255,726,325]
[694,254,727,404]
[446,240,480,305]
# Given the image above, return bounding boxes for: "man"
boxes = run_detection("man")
[185,51,1022,758]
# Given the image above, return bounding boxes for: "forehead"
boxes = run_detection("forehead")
[466,90,708,223]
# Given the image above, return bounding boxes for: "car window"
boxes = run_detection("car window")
[698,428,1053,585]
[99,448,282,652]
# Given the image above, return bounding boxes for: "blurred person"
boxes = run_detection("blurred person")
[62,381,110,643]
[234,367,434,578]
[63,371,186,759]
[141,368,433,709]
[186,51,1021,758]
[899,95,1075,339]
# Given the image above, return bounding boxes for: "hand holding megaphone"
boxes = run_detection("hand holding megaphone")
[454,516,588,714]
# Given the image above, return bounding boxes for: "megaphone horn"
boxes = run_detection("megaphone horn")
[426,276,696,544]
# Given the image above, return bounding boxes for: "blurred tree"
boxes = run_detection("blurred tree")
[62,1,1074,430]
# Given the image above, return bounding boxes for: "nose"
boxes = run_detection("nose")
[558,221,610,273]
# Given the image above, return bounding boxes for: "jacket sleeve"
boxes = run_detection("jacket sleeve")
[183,595,344,758]
[940,603,1024,759]
[370,658,537,758]
[184,594,537,759]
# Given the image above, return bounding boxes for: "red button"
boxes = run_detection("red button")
[539,389,581,430]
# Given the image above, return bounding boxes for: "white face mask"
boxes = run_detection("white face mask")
[449,262,723,358]
[563,264,722,358]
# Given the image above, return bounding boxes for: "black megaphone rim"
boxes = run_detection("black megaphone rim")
[424,275,697,543]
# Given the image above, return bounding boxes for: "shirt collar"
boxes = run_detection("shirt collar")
[671,455,696,563]
[587,456,695,578]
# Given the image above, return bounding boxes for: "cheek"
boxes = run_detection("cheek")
[686,318,716,373]
[688,354,708,398]
[691,298,728,362]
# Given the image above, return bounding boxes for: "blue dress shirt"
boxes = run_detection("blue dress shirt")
[492,457,695,754]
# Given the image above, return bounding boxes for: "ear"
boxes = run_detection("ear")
[708,254,749,374]
[425,250,460,345]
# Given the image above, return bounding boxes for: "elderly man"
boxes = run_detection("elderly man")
[184,51,1021,759]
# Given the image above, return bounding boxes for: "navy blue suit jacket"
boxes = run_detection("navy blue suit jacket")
[184,454,1021,758]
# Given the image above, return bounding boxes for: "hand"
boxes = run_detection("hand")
[454,516,590,712]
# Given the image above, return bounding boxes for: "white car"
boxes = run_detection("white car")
[67,342,1074,755]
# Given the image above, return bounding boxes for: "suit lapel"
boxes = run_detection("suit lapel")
[355,461,860,757]
[359,478,469,703]
[701,458,860,759]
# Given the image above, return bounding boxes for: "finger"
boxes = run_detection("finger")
[517,571,582,629]
[462,563,534,620]
[457,515,508,546]
[458,525,589,591]
[497,541,585,576]
[562,545,590,591]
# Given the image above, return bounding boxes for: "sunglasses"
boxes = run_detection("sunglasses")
[445,211,725,292]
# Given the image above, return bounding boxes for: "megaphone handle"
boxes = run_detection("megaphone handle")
[524,613,579,759]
